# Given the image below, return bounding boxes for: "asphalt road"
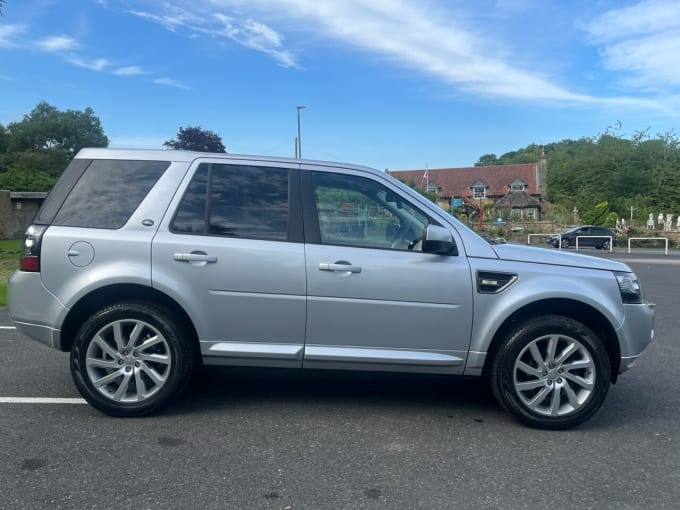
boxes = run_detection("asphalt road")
[1,249,678,509]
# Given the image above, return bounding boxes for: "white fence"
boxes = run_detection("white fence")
[628,237,669,255]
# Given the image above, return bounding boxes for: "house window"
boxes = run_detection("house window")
[510,184,527,192]
[527,208,536,219]
[472,187,486,199]
[425,182,439,194]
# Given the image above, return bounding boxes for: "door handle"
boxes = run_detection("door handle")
[319,262,361,273]
[173,252,218,263]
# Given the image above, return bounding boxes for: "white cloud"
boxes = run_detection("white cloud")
[154,77,191,90]
[0,24,26,48]
[205,0,659,107]
[584,0,680,42]
[36,35,78,52]
[213,14,297,68]
[584,0,680,90]
[108,0,665,108]
[67,57,111,72]
[128,5,298,68]
[114,65,145,76]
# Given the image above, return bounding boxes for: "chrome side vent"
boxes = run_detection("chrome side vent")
[476,271,518,294]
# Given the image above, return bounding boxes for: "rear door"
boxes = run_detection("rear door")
[152,159,307,367]
[301,168,474,374]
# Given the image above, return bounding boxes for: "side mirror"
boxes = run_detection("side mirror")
[422,225,457,255]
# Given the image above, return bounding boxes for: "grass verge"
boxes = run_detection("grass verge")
[0,239,21,307]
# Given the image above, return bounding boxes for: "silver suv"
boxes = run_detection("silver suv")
[9,149,654,429]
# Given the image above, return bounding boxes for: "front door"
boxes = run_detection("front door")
[302,169,474,374]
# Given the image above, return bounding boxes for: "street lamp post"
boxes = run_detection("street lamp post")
[296,106,306,159]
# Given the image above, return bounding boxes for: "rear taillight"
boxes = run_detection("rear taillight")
[20,225,47,272]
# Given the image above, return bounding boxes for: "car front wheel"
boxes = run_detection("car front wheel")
[490,315,611,429]
[70,301,196,417]
[560,238,570,249]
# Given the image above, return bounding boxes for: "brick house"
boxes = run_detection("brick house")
[388,151,547,221]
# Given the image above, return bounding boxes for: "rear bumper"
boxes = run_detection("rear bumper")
[8,270,68,351]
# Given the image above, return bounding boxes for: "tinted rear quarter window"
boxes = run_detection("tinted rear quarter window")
[52,160,170,229]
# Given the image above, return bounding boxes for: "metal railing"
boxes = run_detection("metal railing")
[527,234,558,247]
[628,237,669,255]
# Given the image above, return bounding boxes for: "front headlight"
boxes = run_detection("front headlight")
[615,271,642,304]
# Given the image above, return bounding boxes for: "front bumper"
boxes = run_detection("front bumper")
[617,301,655,373]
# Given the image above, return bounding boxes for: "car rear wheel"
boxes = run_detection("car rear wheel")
[602,239,611,250]
[490,315,611,429]
[71,301,196,417]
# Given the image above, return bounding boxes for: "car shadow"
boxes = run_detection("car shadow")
[171,366,501,418]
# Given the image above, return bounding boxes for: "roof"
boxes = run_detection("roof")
[495,190,541,208]
[389,163,540,197]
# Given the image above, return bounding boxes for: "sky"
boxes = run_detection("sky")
[1,0,680,170]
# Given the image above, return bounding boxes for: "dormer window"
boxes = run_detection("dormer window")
[470,179,488,199]
[472,186,486,199]
[509,178,527,192]
[426,181,440,194]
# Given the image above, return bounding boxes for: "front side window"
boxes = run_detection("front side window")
[172,163,289,241]
[53,159,170,229]
[312,172,429,250]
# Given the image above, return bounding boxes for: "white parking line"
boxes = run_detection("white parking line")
[0,397,87,404]
[0,326,16,329]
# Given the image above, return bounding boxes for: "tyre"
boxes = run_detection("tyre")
[71,301,196,417]
[560,238,570,249]
[602,240,611,250]
[490,315,611,430]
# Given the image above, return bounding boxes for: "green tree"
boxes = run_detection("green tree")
[477,129,680,227]
[7,101,109,155]
[401,178,438,203]
[164,126,226,153]
[0,102,109,191]
[0,124,8,153]
[475,154,498,166]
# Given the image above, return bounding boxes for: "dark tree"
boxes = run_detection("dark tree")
[164,126,226,153]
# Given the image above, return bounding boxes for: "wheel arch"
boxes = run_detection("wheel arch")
[60,284,199,353]
[482,298,621,383]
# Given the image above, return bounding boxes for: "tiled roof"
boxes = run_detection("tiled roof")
[495,190,541,208]
[389,163,539,198]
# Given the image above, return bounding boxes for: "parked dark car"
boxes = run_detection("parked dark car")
[547,225,616,249]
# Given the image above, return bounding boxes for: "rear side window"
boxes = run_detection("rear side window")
[172,163,289,241]
[52,160,170,229]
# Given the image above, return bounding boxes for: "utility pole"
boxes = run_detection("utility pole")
[296,106,306,159]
